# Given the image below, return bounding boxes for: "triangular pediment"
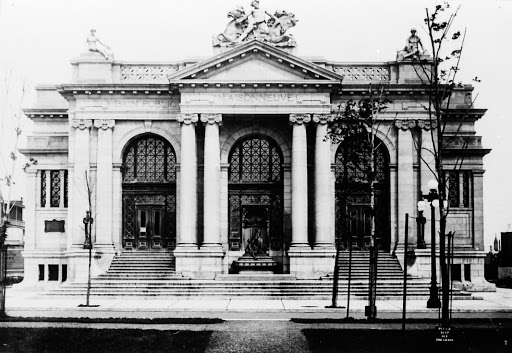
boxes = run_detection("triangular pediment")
[168,40,343,86]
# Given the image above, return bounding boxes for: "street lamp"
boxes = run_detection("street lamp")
[0,217,8,315]
[418,179,441,309]
[416,201,426,250]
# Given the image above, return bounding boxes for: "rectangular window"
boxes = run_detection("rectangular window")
[464,264,471,281]
[40,170,68,208]
[451,264,462,282]
[448,171,459,208]
[50,171,61,207]
[62,265,67,282]
[48,264,59,281]
[41,171,47,207]
[64,171,68,208]
[462,171,471,207]
[38,264,45,281]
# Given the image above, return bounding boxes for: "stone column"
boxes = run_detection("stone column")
[396,120,416,248]
[177,114,198,247]
[200,113,222,248]
[93,119,115,249]
[313,114,335,249]
[70,119,92,247]
[289,114,311,248]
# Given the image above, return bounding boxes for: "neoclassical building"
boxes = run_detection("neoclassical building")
[19,16,492,291]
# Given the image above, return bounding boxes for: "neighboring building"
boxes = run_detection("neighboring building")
[1,200,25,279]
[18,8,493,291]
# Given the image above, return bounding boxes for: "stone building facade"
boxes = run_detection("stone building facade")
[19,38,492,290]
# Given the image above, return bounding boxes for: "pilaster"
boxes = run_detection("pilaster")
[70,119,92,248]
[396,120,415,248]
[93,119,115,254]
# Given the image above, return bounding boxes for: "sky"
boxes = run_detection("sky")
[0,0,511,250]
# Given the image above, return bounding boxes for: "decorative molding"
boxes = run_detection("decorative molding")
[144,120,152,131]
[417,119,438,131]
[395,119,416,131]
[71,119,93,130]
[120,64,179,83]
[177,113,199,126]
[334,66,390,81]
[312,114,334,125]
[93,119,115,130]
[200,114,223,126]
[289,114,311,125]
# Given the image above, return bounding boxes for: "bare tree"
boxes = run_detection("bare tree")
[410,3,482,327]
[327,85,393,318]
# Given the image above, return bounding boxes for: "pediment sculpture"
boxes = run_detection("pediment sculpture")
[213,0,298,48]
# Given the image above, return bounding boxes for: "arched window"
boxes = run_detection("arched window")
[229,136,282,183]
[123,136,176,183]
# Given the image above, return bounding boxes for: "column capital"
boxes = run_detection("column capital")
[177,113,199,125]
[417,119,438,131]
[71,119,93,130]
[289,114,311,125]
[312,114,334,125]
[93,119,115,130]
[200,113,222,126]
[395,119,417,131]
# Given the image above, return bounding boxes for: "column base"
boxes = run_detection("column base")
[288,247,336,279]
[174,246,225,279]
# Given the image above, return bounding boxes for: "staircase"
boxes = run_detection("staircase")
[42,251,472,299]
[324,251,406,281]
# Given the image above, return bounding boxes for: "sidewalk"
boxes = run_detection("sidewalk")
[4,288,512,320]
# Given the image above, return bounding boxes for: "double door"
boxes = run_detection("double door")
[136,205,164,249]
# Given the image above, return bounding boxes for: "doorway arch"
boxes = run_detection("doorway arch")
[334,134,390,250]
[227,135,284,253]
[122,134,177,250]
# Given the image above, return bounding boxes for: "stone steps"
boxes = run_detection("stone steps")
[41,250,472,299]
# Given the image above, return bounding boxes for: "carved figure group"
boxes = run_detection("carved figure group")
[87,29,113,60]
[213,0,297,48]
[397,28,425,60]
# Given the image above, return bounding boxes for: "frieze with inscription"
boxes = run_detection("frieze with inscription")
[76,99,180,111]
[181,92,329,106]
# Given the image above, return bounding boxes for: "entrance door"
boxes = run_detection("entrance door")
[346,204,372,250]
[136,205,164,249]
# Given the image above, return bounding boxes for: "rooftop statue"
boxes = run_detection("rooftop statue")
[213,1,297,48]
[397,28,425,60]
[87,29,113,60]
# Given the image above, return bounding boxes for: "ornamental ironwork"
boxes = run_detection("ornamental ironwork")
[448,171,460,208]
[463,171,471,208]
[41,171,46,207]
[229,137,282,183]
[334,135,388,184]
[122,135,177,250]
[123,136,176,182]
[50,170,61,207]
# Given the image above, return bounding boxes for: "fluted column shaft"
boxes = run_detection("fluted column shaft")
[290,114,311,247]
[313,114,334,248]
[201,114,222,246]
[178,114,198,246]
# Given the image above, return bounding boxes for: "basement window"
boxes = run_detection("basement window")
[48,265,59,281]
[464,264,471,281]
[62,265,67,282]
[38,265,45,281]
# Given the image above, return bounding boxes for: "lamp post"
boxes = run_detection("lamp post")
[0,218,8,316]
[418,180,441,309]
[416,202,426,250]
